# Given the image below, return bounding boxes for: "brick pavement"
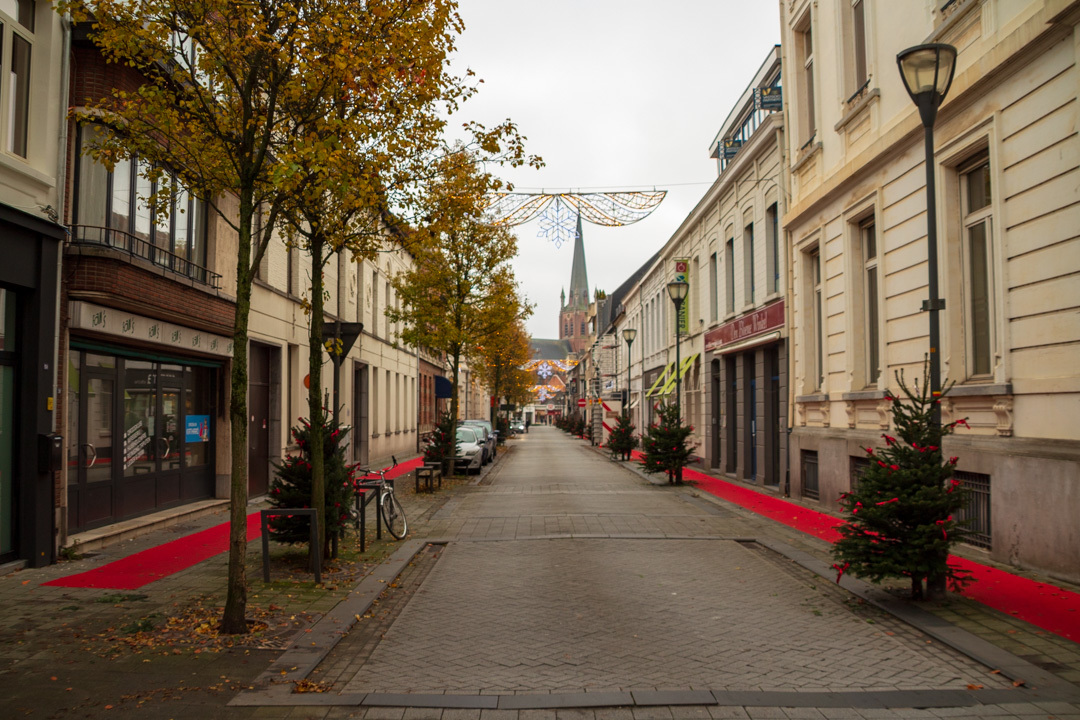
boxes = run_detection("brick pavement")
[2,428,1077,719]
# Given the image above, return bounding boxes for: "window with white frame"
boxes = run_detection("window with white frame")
[861,217,881,385]
[1,0,33,158]
[844,0,869,100]
[795,12,816,146]
[961,152,995,377]
[766,203,780,295]
[808,248,824,391]
[709,251,718,323]
[75,125,209,278]
[725,237,735,314]
[744,220,756,306]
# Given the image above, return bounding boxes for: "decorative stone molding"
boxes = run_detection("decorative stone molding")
[993,396,1014,437]
[876,399,892,430]
[845,400,856,428]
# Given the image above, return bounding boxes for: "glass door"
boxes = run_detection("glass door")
[75,369,119,530]
[155,365,183,505]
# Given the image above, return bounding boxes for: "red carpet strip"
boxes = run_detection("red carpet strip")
[44,456,423,590]
[646,454,1079,642]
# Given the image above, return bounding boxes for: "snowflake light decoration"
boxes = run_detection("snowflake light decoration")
[536,363,554,380]
[482,192,667,250]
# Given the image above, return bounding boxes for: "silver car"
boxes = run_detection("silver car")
[454,426,484,475]
[462,419,496,461]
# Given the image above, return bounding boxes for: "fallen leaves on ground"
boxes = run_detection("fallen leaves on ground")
[65,597,313,658]
[293,679,333,693]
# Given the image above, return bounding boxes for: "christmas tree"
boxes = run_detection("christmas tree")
[832,364,971,599]
[607,411,638,461]
[640,403,694,484]
[424,412,457,474]
[268,417,356,548]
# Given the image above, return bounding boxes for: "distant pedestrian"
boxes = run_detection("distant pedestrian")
[525,419,531,433]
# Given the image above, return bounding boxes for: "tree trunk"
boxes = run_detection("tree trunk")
[221,191,254,635]
[910,574,925,600]
[449,347,461,471]
[308,232,327,560]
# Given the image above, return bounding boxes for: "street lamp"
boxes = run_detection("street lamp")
[897,43,957,429]
[622,327,637,418]
[666,280,689,420]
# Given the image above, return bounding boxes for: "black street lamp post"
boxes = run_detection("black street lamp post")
[897,43,957,600]
[666,281,689,421]
[897,43,957,430]
[622,327,637,418]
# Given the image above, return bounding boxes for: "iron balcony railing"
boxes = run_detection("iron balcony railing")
[68,224,222,289]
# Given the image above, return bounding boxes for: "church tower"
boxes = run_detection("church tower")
[558,215,591,354]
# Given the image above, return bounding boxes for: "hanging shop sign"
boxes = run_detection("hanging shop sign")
[755,86,783,110]
[69,301,234,357]
[705,300,784,352]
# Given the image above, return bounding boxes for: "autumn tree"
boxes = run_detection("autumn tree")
[388,155,533,451]
[473,317,533,435]
[271,1,533,556]
[57,0,465,633]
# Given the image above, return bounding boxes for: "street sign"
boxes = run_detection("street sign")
[577,398,586,408]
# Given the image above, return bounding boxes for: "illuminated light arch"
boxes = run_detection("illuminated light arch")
[482,191,666,249]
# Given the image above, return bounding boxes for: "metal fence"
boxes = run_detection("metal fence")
[801,450,819,500]
[955,470,992,549]
[849,456,871,493]
[68,224,222,289]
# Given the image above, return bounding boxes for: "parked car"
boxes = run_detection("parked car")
[454,426,484,475]
[462,419,496,460]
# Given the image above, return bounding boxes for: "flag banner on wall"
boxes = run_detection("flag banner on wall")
[674,258,690,335]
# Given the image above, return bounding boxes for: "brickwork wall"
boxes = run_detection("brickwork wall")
[65,254,235,336]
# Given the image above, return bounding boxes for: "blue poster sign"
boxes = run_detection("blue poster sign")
[186,415,210,443]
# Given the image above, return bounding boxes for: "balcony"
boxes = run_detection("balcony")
[67,225,221,289]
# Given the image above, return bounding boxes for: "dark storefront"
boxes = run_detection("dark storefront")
[707,300,788,490]
[66,346,218,532]
[0,206,63,567]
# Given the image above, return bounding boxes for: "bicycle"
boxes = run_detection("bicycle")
[350,456,407,540]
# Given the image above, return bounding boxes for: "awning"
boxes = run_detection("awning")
[644,360,676,397]
[434,375,453,399]
[711,330,781,356]
[656,353,699,395]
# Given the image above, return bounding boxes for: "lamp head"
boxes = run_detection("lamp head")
[897,43,957,126]
[666,280,689,304]
[622,327,637,344]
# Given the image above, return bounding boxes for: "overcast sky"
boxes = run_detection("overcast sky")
[448,1,781,339]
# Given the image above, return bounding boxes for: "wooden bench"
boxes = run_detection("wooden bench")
[415,463,442,493]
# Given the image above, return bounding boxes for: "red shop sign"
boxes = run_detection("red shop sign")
[705,300,784,352]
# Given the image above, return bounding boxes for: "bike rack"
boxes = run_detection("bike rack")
[260,508,321,584]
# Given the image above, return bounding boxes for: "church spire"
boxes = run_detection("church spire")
[567,214,589,310]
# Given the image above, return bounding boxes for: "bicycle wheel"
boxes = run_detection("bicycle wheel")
[380,489,407,539]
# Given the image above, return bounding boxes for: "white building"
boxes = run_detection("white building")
[780,0,1080,582]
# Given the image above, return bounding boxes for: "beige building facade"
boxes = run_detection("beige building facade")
[780,0,1080,582]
